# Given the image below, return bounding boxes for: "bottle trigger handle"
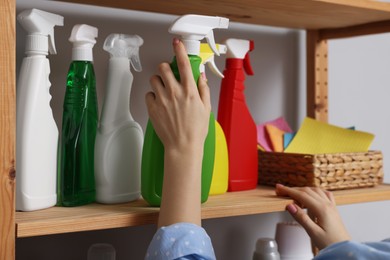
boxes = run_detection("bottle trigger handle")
[243,40,254,75]
[207,56,224,78]
[205,30,219,56]
[130,48,142,72]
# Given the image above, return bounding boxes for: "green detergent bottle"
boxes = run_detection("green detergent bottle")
[141,14,229,206]
[58,24,98,206]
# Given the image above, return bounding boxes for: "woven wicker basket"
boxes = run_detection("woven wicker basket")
[258,150,383,190]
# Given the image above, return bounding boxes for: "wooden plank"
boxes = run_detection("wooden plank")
[320,20,390,40]
[16,184,390,238]
[0,0,15,259]
[60,0,390,29]
[306,30,328,122]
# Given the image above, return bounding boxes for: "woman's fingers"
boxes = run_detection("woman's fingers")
[149,75,166,101]
[275,184,319,210]
[158,62,177,96]
[325,190,336,205]
[197,75,211,112]
[172,38,196,91]
[286,203,322,239]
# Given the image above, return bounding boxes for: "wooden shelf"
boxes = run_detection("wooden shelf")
[61,0,390,29]
[16,184,390,238]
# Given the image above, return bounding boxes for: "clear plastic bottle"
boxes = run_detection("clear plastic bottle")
[57,24,98,206]
[94,34,144,204]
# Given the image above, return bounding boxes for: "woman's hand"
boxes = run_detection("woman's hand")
[276,184,351,250]
[145,38,211,155]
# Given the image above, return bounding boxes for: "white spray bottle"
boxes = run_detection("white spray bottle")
[94,34,144,204]
[16,9,63,211]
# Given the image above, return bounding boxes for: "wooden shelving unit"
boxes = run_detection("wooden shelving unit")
[2,0,390,259]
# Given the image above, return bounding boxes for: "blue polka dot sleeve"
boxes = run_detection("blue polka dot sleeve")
[315,239,390,260]
[145,223,216,260]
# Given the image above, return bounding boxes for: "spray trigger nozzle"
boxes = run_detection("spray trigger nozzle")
[169,14,229,56]
[225,38,255,75]
[200,43,227,78]
[205,30,219,55]
[17,8,64,55]
[69,24,98,46]
[103,34,144,72]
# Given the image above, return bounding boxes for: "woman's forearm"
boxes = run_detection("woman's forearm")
[158,146,203,228]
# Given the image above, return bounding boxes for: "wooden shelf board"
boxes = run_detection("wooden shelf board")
[16,184,390,238]
[59,0,390,30]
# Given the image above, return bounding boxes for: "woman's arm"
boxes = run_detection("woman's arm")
[145,38,211,228]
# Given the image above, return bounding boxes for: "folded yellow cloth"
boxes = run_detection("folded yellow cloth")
[285,117,374,154]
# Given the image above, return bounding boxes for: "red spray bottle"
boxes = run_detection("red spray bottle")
[217,39,257,191]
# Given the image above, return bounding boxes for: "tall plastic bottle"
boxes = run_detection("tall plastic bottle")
[217,38,258,191]
[58,24,99,206]
[94,34,144,204]
[141,14,229,206]
[199,43,229,195]
[16,9,64,211]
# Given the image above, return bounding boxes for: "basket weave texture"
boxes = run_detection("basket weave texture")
[258,150,383,190]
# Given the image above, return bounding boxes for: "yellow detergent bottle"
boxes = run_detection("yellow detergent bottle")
[200,43,228,195]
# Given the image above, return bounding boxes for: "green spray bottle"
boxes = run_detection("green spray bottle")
[58,24,98,206]
[141,14,229,206]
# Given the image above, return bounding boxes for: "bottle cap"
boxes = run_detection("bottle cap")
[103,34,143,72]
[169,14,229,56]
[225,38,254,75]
[253,238,280,260]
[69,24,98,61]
[17,8,64,55]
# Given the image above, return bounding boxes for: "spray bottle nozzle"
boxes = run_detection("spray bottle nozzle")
[103,34,143,72]
[225,38,255,75]
[17,8,64,55]
[69,24,98,61]
[200,43,227,78]
[69,24,98,46]
[169,14,229,56]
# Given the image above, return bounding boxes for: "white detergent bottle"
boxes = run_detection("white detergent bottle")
[95,34,144,204]
[16,9,63,211]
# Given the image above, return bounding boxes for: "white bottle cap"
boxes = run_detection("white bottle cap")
[225,38,251,59]
[169,14,229,56]
[253,238,280,260]
[17,8,64,55]
[103,34,143,72]
[69,24,98,61]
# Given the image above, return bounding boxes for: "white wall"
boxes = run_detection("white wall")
[16,0,390,259]
[327,33,390,242]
